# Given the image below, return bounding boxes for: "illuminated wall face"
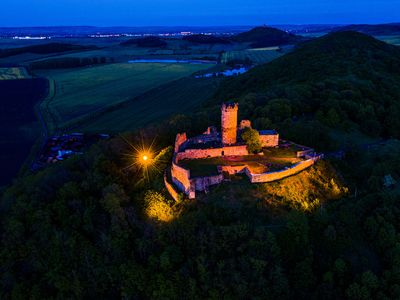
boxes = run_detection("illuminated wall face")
[221,103,238,146]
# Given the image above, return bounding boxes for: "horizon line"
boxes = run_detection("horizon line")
[1,22,400,29]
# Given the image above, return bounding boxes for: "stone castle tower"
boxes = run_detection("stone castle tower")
[221,102,238,145]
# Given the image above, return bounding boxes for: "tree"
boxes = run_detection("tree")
[326,108,341,127]
[346,283,371,300]
[241,127,262,153]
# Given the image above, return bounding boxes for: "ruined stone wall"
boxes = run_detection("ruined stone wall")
[164,172,180,201]
[175,145,248,162]
[171,161,195,198]
[240,120,252,129]
[204,126,217,135]
[174,133,187,153]
[191,174,224,192]
[246,158,317,183]
[220,165,247,175]
[221,103,238,145]
[297,149,315,158]
[260,134,279,147]
[190,135,219,144]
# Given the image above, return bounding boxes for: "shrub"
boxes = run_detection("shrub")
[241,127,262,153]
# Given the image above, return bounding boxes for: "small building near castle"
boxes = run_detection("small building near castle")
[164,103,322,200]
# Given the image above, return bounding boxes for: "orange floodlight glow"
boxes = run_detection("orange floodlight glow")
[139,151,153,166]
[120,134,167,184]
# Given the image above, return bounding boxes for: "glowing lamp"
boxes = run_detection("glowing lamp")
[138,151,153,167]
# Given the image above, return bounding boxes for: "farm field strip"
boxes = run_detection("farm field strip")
[36,62,213,131]
[77,77,220,133]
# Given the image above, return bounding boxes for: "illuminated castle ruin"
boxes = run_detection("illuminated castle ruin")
[221,103,239,145]
[164,103,322,200]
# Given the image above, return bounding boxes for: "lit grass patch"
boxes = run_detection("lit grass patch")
[255,161,349,212]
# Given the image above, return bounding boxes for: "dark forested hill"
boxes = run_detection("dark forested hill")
[232,26,305,48]
[212,31,400,148]
[334,23,400,35]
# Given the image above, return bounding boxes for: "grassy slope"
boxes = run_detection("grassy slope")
[198,160,347,212]
[35,62,213,131]
[77,77,220,133]
[221,48,283,64]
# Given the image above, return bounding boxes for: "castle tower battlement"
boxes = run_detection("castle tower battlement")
[221,102,238,145]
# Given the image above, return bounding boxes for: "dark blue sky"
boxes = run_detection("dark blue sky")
[2,0,400,27]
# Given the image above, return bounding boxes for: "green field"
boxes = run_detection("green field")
[221,48,283,64]
[77,77,220,133]
[0,67,31,80]
[0,38,243,65]
[378,35,400,46]
[36,62,213,132]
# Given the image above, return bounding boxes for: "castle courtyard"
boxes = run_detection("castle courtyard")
[178,152,301,178]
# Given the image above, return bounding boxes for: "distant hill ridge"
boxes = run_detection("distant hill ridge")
[0,43,97,59]
[334,23,400,35]
[182,34,231,44]
[120,36,167,48]
[232,25,306,48]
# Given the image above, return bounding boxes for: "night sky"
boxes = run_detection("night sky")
[1,0,400,26]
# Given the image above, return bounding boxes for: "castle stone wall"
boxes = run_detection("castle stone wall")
[171,161,195,198]
[246,158,317,183]
[297,149,315,158]
[240,120,252,129]
[220,165,247,175]
[192,174,224,192]
[175,145,248,162]
[164,172,180,201]
[174,133,187,153]
[260,134,279,147]
[221,103,238,145]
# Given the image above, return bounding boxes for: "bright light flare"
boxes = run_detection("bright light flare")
[120,134,169,185]
[120,134,157,173]
[139,151,153,166]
